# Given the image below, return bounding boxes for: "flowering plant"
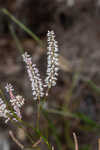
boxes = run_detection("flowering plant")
[0,31,59,150]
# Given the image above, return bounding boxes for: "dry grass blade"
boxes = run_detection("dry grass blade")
[98,138,100,150]
[52,146,54,150]
[73,132,79,150]
[32,137,42,148]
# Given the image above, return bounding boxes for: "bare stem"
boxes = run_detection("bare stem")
[73,133,79,150]
[32,137,42,148]
[98,138,100,150]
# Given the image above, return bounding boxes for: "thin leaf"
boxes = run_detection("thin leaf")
[1,8,43,47]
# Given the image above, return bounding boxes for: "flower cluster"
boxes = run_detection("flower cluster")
[44,31,59,89]
[22,52,44,100]
[0,84,24,123]
[0,97,18,123]
[22,30,59,99]
[0,30,59,123]
[0,98,10,123]
[5,83,24,119]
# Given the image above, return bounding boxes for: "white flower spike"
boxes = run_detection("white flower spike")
[22,30,59,98]
[0,30,59,124]
[44,31,59,91]
[22,52,44,100]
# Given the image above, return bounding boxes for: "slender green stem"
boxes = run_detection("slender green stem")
[18,119,52,150]
[43,107,100,129]
[1,8,43,47]
[9,25,24,54]
[37,98,41,130]
[64,121,74,149]
[43,107,77,118]
[87,80,100,94]
[43,110,62,150]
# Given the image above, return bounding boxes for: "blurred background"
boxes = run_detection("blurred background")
[0,0,100,150]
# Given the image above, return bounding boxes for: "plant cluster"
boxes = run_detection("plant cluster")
[0,30,59,150]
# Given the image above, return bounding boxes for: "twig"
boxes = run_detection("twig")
[52,146,54,150]
[73,132,79,150]
[32,137,42,147]
[9,130,24,150]
[98,138,100,150]
[1,8,43,47]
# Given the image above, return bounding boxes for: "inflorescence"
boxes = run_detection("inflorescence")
[22,30,59,98]
[0,83,24,123]
[0,97,11,123]
[44,31,59,94]
[0,30,59,123]
[22,52,44,100]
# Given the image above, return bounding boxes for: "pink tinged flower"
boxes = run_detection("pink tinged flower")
[22,52,44,100]
[5,83,15,99]
[44,30,59,91]
[5,83,24,119]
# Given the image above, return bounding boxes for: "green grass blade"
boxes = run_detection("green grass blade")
[20,120,52,150]
[44,108,100,129]
[76,112,99,128]
[43,110,62,150]
[9,25,24,54]
[1,8,43,47]
[87,80,100,94]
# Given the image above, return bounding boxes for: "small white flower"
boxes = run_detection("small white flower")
[5,83,14,92]
[10,95,24,108]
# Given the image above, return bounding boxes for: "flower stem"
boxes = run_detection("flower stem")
[37,97,40,129]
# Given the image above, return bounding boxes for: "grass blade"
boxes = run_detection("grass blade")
[9,25,24,54]
[43,109,62,150]
[1,8,43,47]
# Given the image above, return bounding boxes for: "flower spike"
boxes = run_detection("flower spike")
[5,83,24,119]
[0,98,17,123]
[22,52,44,100]
[44,31,59,94]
